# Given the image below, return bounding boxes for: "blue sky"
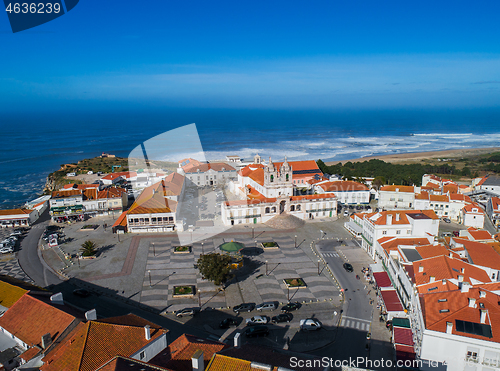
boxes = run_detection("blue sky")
[0,0,499,110]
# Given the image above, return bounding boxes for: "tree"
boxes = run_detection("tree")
[372,176,385,190]
[80,240,98,257]
[197,253,233,287]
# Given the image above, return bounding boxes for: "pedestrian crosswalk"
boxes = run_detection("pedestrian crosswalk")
[340,316,371,332]
[321,252,339,258]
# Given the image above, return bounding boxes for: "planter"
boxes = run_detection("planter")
[80,255,97,260]
[261,241,279,250]
[284,278,307,289]
[173,245,192,254]
[172,285,196,298]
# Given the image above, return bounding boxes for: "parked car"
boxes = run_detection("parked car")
[10,231,22,236]
[343,210,349,217]
[272,313,293,323]
[246,316,269,326]
[219,318,239,329]
[174,307,200,317]
[443,217,451,223]
[281,302,301,312]
[244,325,269,337]
[256,302,277,311]
[233,303,255,313]
[300,318,322,331]
[72,289,91,298]
[0,246,14,254]
[343,263,354,272]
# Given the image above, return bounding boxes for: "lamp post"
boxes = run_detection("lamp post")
[294,235,297,248]
[152,242,156,257]
[287,286,290,301]
[201,242,204,255]
[148,270,152,287]
[266,260,268,276]
[198,291,201,307]
[318,260,321,275]
[252,226,254,239]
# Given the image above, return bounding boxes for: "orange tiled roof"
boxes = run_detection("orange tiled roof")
[379,237,431,254]
[149,334,227,371]
[127,178,183,215]
[460,239,500,269]
[63,183,100,190]
[317,180,369,192]
[412,255,491,286]
[414,244,450,259]
[290,193,337,201]
[274,160,322,178]
[101,171,137,181]
[41,314,167,371]
[466,227,493,241]
[380,185,415,193]
[97,356,173,371]
[443,184,459,194]
[206,354,257,371]
[420,287,500,343]
[51,189,82,198]
[0,208,33,216]
[491,197,500,212]
[417,279,459,294]
[415,192,429,200]
[0,293,77,348]
[429,194,449,202]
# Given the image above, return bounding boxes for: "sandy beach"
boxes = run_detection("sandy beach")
[326,147,500,165]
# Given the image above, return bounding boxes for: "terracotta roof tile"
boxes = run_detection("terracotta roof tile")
[380,185,415,193]
[0,280,28,308]
[318,181,369,192]
[0,293,77,348]
[149,334,227,371]
[41,314,167,371]
[97,356,173,371]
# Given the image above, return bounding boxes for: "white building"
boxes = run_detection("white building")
[314,180,370,205]
[222,157,336,226]
[486,197,500,229]
[378,185,419,210]
[477,175,500,196]
[125,173,185,233]
[177,158,237,187]
[461,203,485,229]
[358,210,439,261]
[0,208,38,228]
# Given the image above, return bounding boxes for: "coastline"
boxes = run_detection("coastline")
[326,147,500,165]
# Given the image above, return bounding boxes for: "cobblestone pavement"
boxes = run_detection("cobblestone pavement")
[0,256,34,283]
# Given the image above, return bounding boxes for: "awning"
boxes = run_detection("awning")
[395,344,415,362]
[380,289,404,312]
[394,327,414,346]
[392,317,411,328]
[373,272,392,288]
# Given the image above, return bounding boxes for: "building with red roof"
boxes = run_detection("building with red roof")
[461,202,485,229]
[177,158,237,187]
[222,156,336,226]
[0,208,38,228]
[487,196,500,228]
[314,180,370,205]
[378,185,419,210]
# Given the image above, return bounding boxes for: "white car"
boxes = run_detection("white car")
[343,210,349,217]
[0,246,14,254]
[246,316,269,326]
[300,318,322,331]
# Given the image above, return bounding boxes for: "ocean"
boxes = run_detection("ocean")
[1,107,500,208]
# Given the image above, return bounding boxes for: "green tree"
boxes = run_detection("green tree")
[80,240,98,257]
[197,253,233,286]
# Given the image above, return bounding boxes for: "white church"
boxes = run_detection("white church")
[222,155,337,226]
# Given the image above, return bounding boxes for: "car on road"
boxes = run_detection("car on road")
[244,325,269,337]
[72,289,91,298]
[174,307,201,317]
[246,316,269,326]
[343,210,349,217]
[281,302,301,312]
[233,303,255,313]
[443,217,451,223]
[256,301,277,311]
[219,318,239,329]
[343,263,354,272]
[0,246,14,254]
[300,318,322,331]
[272,313,293,323]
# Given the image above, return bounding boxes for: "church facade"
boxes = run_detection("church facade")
[222,155,337,226]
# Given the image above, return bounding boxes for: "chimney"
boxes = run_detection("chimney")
[458,275,464,282]
[461,283,470,293]
[419,266,424,273]
[469,298,476,308]
[41,333,52,349]
[430,276,435,283]
[480,291,486,298]
[144,325,151,340]
[234,332,241,348]
[85,309,97,321]
[461,267,465,274]
[395,213,400,222]
[446,322,453,334]
[442,279,446,285]
[387,214,393,225]
[50,292,64,305]
[480,309,488,324]
[192,349,204,371]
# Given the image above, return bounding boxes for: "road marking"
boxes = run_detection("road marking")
[342,315,371,323]
[322,252,339,257]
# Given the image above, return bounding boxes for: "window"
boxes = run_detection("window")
[296,205,301,211]
[139,351,146,360]
[382,230,387,235]
[290,205,295,211]
[265,207,270,213]
[270,175,274,183]
[286,174,289,181]
[271,206,276,213]
[396,230,401,234]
